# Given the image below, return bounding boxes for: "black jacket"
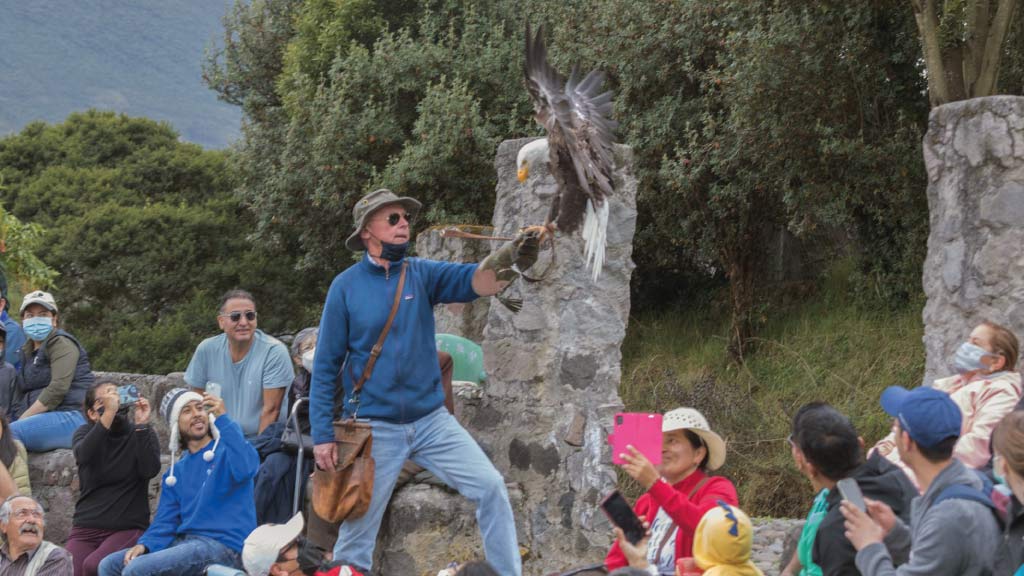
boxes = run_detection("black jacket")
[72,420,162,530]
[813,451,918,576]
[994,494,1024,575]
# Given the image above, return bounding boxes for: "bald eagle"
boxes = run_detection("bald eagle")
[518,24,617,281]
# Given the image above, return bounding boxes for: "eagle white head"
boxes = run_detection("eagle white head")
[517,138,549,183]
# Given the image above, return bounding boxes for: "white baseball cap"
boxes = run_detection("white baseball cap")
[242,512,304,576]
[19,290,58,314]
[662,407,727,471]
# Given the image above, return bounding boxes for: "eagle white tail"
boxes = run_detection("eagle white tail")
[582,198,609,281]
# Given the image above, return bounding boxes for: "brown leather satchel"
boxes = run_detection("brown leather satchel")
[312,261,407,523]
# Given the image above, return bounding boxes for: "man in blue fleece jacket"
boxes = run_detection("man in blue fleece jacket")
[310,189,538,576]
[98,388,260,576]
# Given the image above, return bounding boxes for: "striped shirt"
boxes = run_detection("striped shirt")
[0,541,73,576]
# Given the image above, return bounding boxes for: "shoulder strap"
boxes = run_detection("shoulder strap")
[653,476,714,563]
[24,541,57,576]
[933,484,995,511]
[352,262,408,398]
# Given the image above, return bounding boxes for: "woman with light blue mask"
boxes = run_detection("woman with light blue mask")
[873,321,1020,489]
[8,290,94,451]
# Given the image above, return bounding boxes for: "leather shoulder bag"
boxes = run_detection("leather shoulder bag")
[312,261,407,522]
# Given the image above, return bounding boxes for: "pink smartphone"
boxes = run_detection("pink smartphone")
[608,412,663,466]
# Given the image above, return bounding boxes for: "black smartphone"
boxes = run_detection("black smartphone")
[600,490,646,545]
[837,477,866,512]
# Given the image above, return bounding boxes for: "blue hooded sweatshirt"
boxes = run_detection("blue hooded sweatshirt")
[139,414,259,553]
[310,255,478,444]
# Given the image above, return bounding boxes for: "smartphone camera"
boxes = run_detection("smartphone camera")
[117,384,140,407]
[616,415,623,425]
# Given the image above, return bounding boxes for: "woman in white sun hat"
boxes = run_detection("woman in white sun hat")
[605,407,739,575]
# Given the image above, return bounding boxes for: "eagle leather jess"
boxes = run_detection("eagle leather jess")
[312,261,407,523]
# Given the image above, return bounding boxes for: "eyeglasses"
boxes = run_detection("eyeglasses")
[787,434,796,448]
[220,311,257,323]
[377,212,413,227]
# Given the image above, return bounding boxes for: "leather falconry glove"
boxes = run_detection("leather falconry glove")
[479,230,541,313]
[479,229,541,282]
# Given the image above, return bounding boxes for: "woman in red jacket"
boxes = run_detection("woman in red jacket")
[605,407,738,574]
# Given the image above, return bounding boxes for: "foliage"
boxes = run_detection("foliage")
[619,264,925,516]
[206,0,957,357]
[0,198,58,291]
[0,111,325,372]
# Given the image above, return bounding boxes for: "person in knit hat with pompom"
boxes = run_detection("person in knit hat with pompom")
[97,388,260,576]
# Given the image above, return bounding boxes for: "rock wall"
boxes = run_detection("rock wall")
[922,96,1024,382]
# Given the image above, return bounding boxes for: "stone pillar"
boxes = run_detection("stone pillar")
[922,96,1024,382]
[477,138,637,572]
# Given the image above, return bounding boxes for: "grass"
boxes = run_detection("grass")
[619,274,925,518]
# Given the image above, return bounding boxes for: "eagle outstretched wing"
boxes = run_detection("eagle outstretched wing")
[524,23,617,278]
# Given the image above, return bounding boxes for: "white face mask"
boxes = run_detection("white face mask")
[301,349,315,373]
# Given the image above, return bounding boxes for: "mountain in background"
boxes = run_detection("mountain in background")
[0,0,241,149]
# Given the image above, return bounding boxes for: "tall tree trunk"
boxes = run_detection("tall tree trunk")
[912,0,953,106]
[725,244,757,363]
[942,43,969,102]
[975,0,1018,95]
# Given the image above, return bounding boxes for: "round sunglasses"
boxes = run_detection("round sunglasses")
[220,310,257,323]
[376,212,414,227]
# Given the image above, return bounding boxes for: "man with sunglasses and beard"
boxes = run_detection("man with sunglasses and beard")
[185,290,294,439]
[98,388,260,575]
[310,189,540,576]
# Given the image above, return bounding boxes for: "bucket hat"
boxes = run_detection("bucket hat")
[345,188,421,252]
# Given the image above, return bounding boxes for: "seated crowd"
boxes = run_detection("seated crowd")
[0,272,1023,575]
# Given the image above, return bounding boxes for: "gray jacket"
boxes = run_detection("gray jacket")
[855,459,1000,576]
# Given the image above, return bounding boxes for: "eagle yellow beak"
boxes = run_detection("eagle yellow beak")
[517,165,529,183]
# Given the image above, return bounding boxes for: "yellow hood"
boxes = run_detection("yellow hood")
[692,501,764,576]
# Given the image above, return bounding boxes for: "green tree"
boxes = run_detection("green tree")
[0,111,325,372]
[207,0,937,357]
[0,200,58,290]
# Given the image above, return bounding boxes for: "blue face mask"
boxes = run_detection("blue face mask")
[378,241,408,262]
[953,341,994,373]
[23,316,54,342]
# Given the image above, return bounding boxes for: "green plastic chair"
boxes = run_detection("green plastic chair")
[435,333,487,385]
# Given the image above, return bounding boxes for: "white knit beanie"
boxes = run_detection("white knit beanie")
[159,387,221,486]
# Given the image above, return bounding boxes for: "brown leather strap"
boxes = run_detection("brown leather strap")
[653,476,713,563]
[353,261,408,397]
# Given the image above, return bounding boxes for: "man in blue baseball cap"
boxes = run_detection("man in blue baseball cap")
[841,385,999,576]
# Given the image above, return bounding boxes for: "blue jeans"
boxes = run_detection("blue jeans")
[334,406,522,575]
[97,534,242,576]
[10,409,85,451]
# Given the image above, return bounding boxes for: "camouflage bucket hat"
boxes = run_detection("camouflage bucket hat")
[345,188,422,252]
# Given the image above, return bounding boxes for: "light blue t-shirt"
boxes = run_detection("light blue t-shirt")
[184,330,293,437]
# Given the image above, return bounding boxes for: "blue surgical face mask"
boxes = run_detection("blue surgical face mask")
[22,316,54,342]
[953,341,993,374]
[378,241,408,262]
